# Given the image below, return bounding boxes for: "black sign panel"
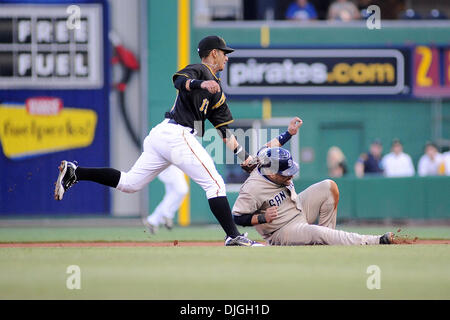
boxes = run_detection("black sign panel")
[222,48,411,98]
[0,5,102,89]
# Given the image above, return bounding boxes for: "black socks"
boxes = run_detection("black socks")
[75,167,121,188]
[208,196,240,238]
[74,169,240,238]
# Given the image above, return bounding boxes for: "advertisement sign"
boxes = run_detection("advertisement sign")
[0,0,110,215]
[413,46,450,97]
[222,48,411,98]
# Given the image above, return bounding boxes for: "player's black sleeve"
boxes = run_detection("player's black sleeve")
[232,189,260,227]
[173,75,189,91]
[233,214,254,227]
[173,64,203,84]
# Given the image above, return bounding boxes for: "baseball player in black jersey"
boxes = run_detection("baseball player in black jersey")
[54,35,263,246]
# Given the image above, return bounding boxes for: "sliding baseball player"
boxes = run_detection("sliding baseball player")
[234,117,395,246]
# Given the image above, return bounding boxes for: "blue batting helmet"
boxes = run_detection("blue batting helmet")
[258,147,299,176]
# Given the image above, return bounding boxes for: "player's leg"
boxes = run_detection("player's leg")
[169,130,240,237]
[270,221,381,246]
[54,134,169,200]
[150,121,261,245]
[146,165,188,230]
[297,179,338,229]
[163,127,255,243]
[158,165,188,223]
[54,160,123,200]
[114,135,170,193]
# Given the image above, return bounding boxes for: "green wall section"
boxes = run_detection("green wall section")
[227,176,450,221]
[192,25,450,46]
[147,1,179,212]
[269,100,436,179]
[147,11,450,222]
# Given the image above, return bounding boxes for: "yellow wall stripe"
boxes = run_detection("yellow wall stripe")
[262,98,272,119]
[178,0,190,70]
[260,24,270,48]
[177,0,191,227]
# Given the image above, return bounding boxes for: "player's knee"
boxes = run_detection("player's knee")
[175,181,189,197]
[118,184,141,194]
[205,177,226,199]
[327,179,340,209]
[116,173,143,194]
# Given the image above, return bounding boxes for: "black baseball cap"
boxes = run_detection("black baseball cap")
[197,35,234,56]
[371,138,382,146]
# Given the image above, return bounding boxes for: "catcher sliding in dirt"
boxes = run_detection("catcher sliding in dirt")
[233,117,395,246]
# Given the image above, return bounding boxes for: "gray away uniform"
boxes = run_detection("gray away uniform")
[232,169,381,245]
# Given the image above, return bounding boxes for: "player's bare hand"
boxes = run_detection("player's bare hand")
[288,117,303,135]
[201,80,220,94]
[265,206,278,223]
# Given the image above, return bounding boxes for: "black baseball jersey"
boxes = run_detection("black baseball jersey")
[168,63,233,137]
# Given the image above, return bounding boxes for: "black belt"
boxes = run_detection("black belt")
[167,118,195,134]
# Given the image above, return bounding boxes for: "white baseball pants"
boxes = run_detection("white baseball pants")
[116,119,227,199]
[146,165,188,226]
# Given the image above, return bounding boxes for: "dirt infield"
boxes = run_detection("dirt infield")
[0,239,449,247]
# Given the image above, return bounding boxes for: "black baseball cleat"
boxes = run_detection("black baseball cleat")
[54,160,78,201]
[379,232,395,244]
[225,233,265,247]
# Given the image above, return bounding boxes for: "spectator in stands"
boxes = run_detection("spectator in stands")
[355,139,384,178]
[327,0,361,21]
[285,0,318,21]
[327,146,348,178]
[381,139,415,177]
[426,9,448,20]
[417,142,444,177]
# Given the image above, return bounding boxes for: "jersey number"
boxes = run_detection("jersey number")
[199,98,209,115]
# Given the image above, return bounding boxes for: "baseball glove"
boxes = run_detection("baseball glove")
[240,157,259,173]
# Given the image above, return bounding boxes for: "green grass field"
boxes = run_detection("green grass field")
[1,224,449,300]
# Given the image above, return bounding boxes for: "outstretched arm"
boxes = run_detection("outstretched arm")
[240,117,303,173]
[222,131,254,166]
[265,117,303,148]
